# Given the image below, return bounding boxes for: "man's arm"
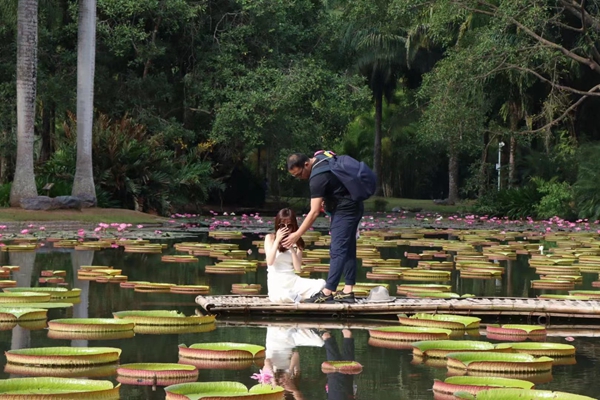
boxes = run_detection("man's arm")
[282,197,322,248]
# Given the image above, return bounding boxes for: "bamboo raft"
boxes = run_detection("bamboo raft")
[196,295,600,322]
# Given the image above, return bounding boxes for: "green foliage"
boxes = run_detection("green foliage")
[373,198,388,212]
[473,183,542,219]
[574,145,600,220]
[532,177,574,219]
[0,183,10,207]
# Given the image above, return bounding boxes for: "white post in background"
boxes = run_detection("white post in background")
[497,141,505,191]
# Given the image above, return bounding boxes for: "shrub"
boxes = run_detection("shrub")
[373,198,388,212]
[574,144,600,220]
[0,183,10,207]
[532,177,574,219]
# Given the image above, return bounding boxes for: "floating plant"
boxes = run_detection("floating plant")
[0,292,52,303]
[412,340,511,358]
[164,382,284,400]
[432,376,535,398]
[369,326,451,341]
[445,352,553,373]
[48,318,135,332]
[117,363,199,386]
[4,363,119,378]
[506,342,576,357]
[0,377,120,399]
[321,361,363,374]
[486,324,547,337]
[6,347,122,366]
[113,310,215,326]
[179,342,264,359]
[4,287,81,299]
[0,308,47,323]
[398,314,481,330]
[453,388,595,400]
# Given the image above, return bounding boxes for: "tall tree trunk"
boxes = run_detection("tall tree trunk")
[478,134,490,197]
[10,0,39,206]
[373,89,383,197]
[448,146,459,204]
[0,130,7,184]
[72,0,97,205]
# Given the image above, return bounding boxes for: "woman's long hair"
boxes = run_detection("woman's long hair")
[274,208,305,253]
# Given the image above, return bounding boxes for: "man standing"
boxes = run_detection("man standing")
[283,152,364,303]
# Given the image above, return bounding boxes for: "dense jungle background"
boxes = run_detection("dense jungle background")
[1,0,600,220]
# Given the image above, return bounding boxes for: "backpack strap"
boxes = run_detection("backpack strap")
[310,154,332,179]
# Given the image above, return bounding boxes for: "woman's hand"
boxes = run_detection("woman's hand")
[275,227,289,242]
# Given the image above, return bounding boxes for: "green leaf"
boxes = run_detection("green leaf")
[164,382,284,399]
[455,388,596,400]
[0,377,119,397]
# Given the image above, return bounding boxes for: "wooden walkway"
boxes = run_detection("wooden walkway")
[196,295,600,321]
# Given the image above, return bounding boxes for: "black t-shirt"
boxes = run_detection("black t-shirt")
[310,168,358,213]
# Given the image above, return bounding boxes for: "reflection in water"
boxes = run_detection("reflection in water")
[323,330,357,400]
[1,236,600,398]
[71,250,94,348]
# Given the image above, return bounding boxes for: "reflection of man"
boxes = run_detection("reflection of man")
[323,329,356,400]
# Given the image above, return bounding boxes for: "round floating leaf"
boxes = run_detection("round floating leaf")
[507,342,575,357]
[4,363,118,378]
[47,329,135,341]
[321,361,363,374]
[113,310,215,326]
[0,292,51,303]
[0,308,47,322]
[538,295,591,300]
[48,318,135,332]
[486,325,547,336]
[178,343,265,360]
[4,287,81,299]
[369,326,451,341]
[0,302,73,309]
[433,376,535,396]
[0,377,120,399]
[117,363,198,386]
[446,352,553,373]
[6,347,122,366]
[399,313,481,330]
[454,388,596,400]
[134,323,216,335]
[164,382,284,400]
[412,340,511,358]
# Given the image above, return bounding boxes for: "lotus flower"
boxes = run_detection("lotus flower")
[251,369,274,384]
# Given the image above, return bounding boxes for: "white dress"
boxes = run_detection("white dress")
[266,327,324,371]
[267,250,325,303]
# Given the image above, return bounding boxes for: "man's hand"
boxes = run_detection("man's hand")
[282,231,300,248]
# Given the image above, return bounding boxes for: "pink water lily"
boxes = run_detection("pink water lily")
[250,369,273,384]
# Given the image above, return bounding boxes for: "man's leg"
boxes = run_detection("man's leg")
[341,204,363,293]
[325,211,355,293]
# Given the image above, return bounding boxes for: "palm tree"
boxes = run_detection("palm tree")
[344,28,406,196]
[10,0,38,206]
[71,0,97,205]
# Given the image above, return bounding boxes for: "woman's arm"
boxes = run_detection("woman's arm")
[290,244,303,272]
[264,234,279,266]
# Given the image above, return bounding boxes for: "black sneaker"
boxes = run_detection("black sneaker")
[333,291,356,304]
[304,291,334,304]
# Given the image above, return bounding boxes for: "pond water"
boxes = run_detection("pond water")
[0,233,598,399]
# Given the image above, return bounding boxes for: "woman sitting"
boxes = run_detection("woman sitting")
[265,208,325,303]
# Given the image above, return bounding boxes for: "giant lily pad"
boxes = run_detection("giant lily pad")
[178,343,265,361]
[0,308,47,322]
[0,302,73,309]
[6,347,121,366]
[113,310,215,326]
[369,326,451,341]
[0,377,120,399]
[486,325,547,336]
[432,376,535,397]
[446,352,553,373]
[117,363,198,386]
[164,382,284,400]
[4,363,118,378]
[48,318,135,332]
[321,361,363,374]
[398,313,481,330]
[507,342,575,357]
[47,329,135,341]
[412,340,511,358]
[4,287,81,299]
[454,388,595,399]
[0,293,51,303]
[134,323,216,335]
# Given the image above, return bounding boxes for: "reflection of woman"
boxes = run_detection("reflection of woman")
[263,327,325,400]
[265,208,325,303]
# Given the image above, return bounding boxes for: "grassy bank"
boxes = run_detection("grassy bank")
[0,208,165,224]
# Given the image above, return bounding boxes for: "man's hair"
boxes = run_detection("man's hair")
[286,153,309,170]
